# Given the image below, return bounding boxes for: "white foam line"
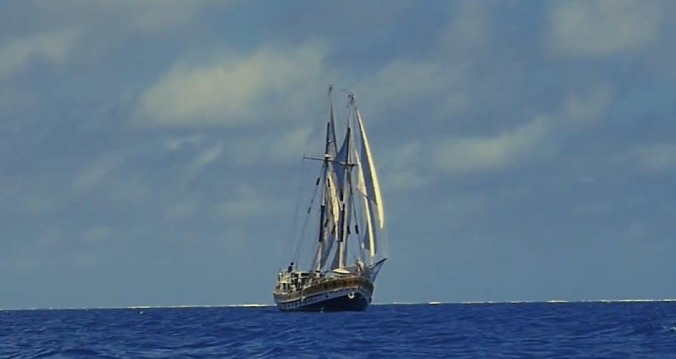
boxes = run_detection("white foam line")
[4,299,676,311]
[374,299,676,306]
[1,304,275,311]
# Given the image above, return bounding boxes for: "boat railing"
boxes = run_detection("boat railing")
[276,268,371,294]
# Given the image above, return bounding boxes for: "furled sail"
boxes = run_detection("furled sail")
[353,144,376,258]
[316,165,341,270]
[331,125,353,269]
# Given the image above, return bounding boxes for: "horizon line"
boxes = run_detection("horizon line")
[2,298,676,311]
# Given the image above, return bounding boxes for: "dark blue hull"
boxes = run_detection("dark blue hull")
[294,292,369,312]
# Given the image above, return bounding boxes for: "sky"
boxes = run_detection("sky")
[1,0,675,309]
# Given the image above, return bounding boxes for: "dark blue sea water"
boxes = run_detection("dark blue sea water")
[2,302,676,358]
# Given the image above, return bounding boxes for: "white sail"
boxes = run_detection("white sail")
[356,111,385,229]
[352,138,376,258]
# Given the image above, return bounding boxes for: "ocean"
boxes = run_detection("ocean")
[1,302,675,358]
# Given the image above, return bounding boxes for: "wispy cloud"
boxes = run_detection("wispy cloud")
[630,143,676,173]
[435,192,489,229]
[425,83,613,176]
[72,154,123,193]
[164,201,197,220]
[180,141,224,185]
[191,142,223,171]
[547,0,662,57]
[163,134,206,152]
[0,29,80,78]
[135,41,329,127]
[31,1,225,35]
[434,117,550,174]
[354,57,474,128]
[383,141,430,191]
[214,184,285,222]
[438,0,493,52]
[119,1,225,33]
[221,127,313,167]
[574,200,615,216]
[559,84,614,126]
[79,225,115,244]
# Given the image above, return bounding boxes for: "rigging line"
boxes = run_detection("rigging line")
[351,188,362,232]
[346,168,364,259]
[350,185,366,261]
[288,101,330,267]
[333,86,353,95]
[281,154,308,266]
[292,165,324,264]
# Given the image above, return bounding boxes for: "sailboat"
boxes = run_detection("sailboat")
[273,85,388,312]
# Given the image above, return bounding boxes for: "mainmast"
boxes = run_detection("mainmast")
[313,85,340,271]
[332,93,358,269]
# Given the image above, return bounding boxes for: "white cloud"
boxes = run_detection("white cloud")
[214,184,285,221]
[267,127,314,163]
[218,126,313,167]
[164,201,197,220]
[386,170,429,191]
[107,175,152,205]
[547,0,662,57]
[434,117,550,174]
[180,141,224,185]
[383,142,430,191]
[0,29,80,78]
[135,41,328,127]
[574,200,615,216]
[631,144,676,173]
[19,196,58,214]
[80,225,115,244]
[435,192,488,228]
[72,155,123,193]
[122,1,223,33]
[192,142,223,169]
[358,60,462,119]
[438,0,492,52]
[560,84,613,125]
[360,77,613,179]
[622,221,648,241]
[0,87,36,122]
[354,2,493,123]
[370,61,448,98]
[163,134,206,152]
[34,1,225,35]
[402,82,614,177]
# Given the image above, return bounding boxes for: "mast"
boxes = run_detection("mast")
[331,93,358,269]
[313,85,338,271]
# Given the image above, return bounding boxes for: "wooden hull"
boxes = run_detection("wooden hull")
[273,275,374,312]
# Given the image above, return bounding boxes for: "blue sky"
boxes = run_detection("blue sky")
[1,0,675,309]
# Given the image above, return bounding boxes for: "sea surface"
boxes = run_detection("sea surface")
[2,302,676,358]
